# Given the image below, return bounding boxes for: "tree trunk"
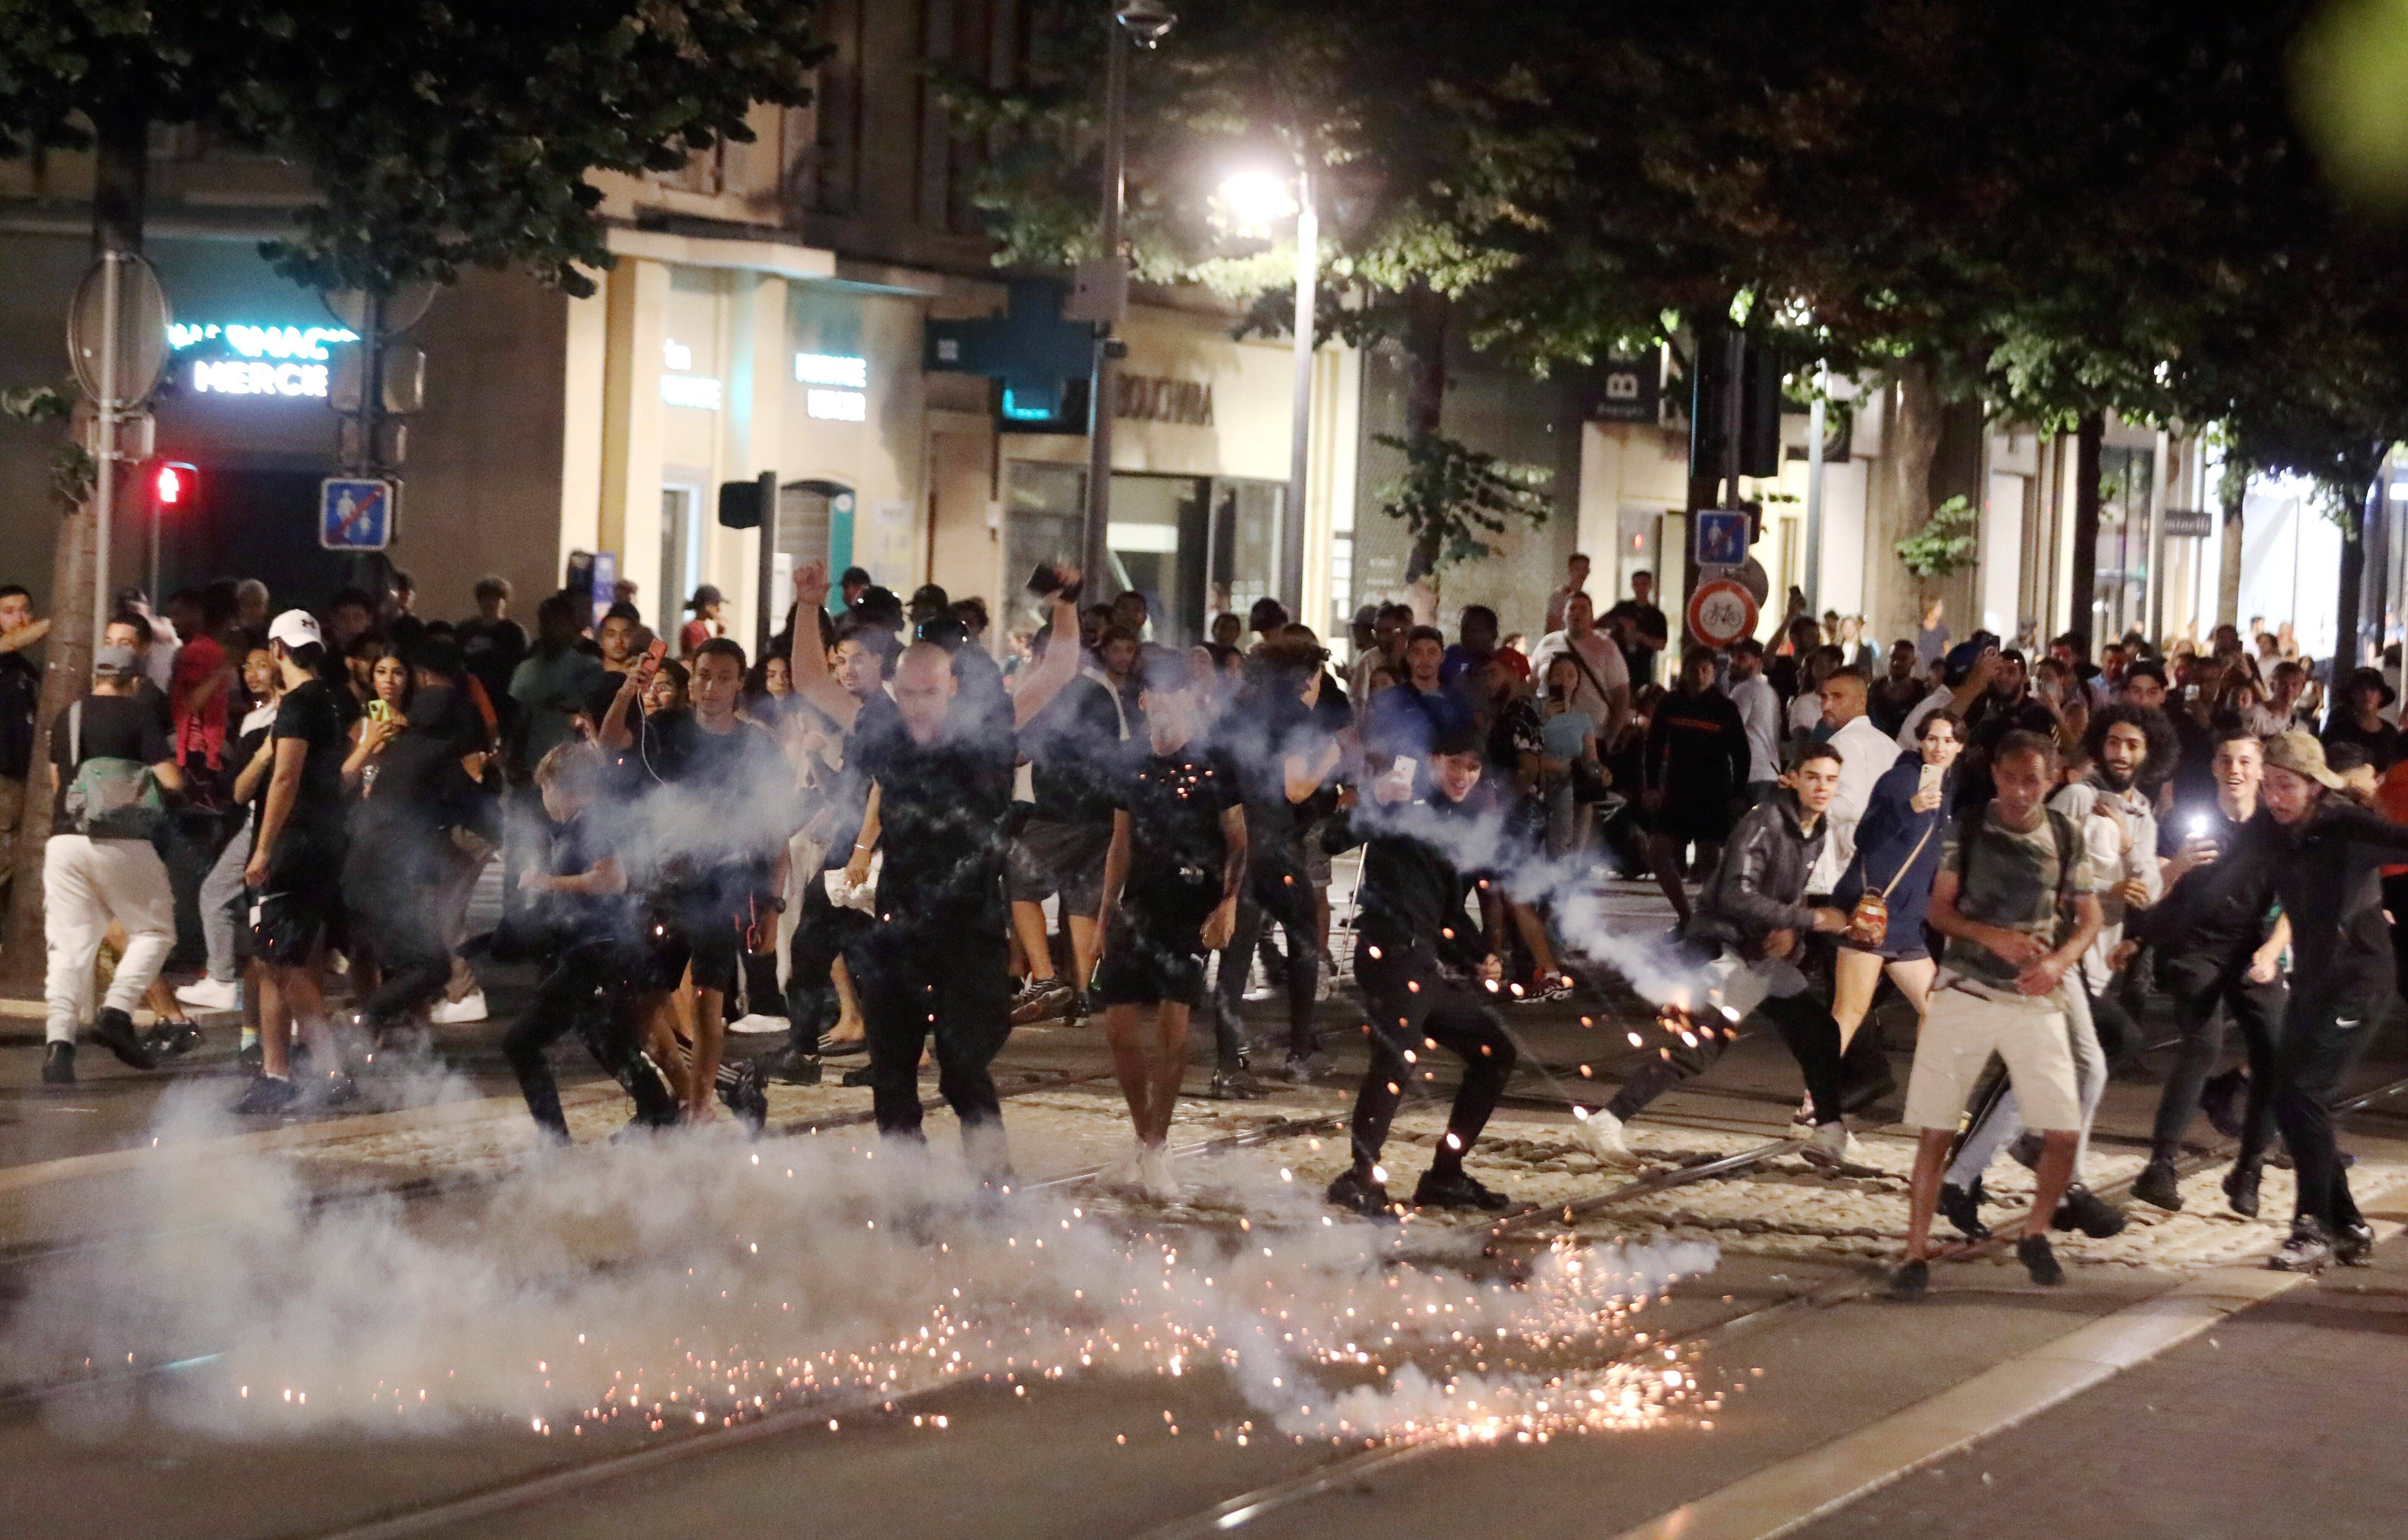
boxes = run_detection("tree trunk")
[1929,394,1987,636]
[1866,360,1943,648]
[1,109,144,988]
[2335,483,2371,674]
[2217,451,2245,629]
[2070,412,2103,648]
[1399,283,1449,618]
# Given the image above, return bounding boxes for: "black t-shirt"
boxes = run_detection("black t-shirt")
[1022,674,1133,825]
[1605,599,1669,683]
[856,702,1016,929]
[1115,744,1242,926]
[269,680,351,843]
[49,692,172,835]
[2142,802,2273,962]
[546,807,632,940]
[456,616,529,706]
[2323,715,2405,775]
[0,651,40,781]
[617,710,792,904]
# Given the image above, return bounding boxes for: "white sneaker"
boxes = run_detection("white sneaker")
[1098,1140,1147,1192]
[1803,1122,1860,1167]
[726,1013,789,1036]
[174,977,241,1012]
[427,990,488,1025]
[1575,1108,1639,1167]
[1137,1143,1180,1201]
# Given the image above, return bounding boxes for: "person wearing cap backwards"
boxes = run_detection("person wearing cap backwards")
[678,584,726,660]
[237,611,358,1112]
[2234,731,2408,1271]
[37,639,184,1083]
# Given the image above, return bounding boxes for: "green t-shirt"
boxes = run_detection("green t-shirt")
[1937,804,2099,988]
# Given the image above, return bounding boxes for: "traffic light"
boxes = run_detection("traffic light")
[148,461,197,515]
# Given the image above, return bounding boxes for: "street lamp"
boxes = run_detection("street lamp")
[1080,1,1178,601]
[1218,158,1317,623]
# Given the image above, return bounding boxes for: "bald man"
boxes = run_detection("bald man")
[1808,669,1908,893]
[791,562,1084,1179]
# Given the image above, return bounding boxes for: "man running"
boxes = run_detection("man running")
[788,561,1083,1180]
[1092,650,1247,1197]
[1583,744,1856,1167]
[1893,731,2102,1298]
[1325,725,1521,1217]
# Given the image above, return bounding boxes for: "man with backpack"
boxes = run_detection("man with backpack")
[40,641,182,1084]
[1892,730,2104,1298]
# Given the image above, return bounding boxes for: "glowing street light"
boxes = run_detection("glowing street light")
[1218,168,1299,237]
[1217,158,1318,618]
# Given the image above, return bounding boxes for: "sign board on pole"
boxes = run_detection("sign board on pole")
[67,253,171,407]
[1693,509,1751,570]
[1686,577,1759,650]
[588,551,618,628]
[320,477,397,551]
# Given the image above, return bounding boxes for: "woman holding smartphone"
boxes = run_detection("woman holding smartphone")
[1829,710,1964,1054]
[340,649,413,794]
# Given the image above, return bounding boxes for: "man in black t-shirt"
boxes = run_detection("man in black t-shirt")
[601,636,790,1130]
[1092,650,1247,1197]
[1006,623,1136,1023]
[236,612,357,1113]
[39,641,182,1084]
[790,561,1083,1176]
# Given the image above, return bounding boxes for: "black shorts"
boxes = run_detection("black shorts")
[634,895,749,997]
[1091,901,1211,1009]
[1006,817,1109,916]
[252,831,344,966]
[1655,791,1735,844]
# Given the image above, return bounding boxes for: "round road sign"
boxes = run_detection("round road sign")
[1687,578,1759,649]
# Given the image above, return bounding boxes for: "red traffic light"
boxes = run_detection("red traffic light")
[149,461,196,511]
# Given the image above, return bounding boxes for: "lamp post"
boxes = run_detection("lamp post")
[1220,159,1317,624]
[1080,1,1177,601]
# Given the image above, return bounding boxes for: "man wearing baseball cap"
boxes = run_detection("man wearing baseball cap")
[2248,730,2408,1271]
[234,610,355,1113]
[39,640,182,1084]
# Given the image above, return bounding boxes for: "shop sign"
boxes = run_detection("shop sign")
[2159,508,2214,538]
[193,360,331,398]
[168,321,356,360]
[798,353,869,420]
[660,339,723,410]
[1115,373,1213,427]
[171,320,356,399]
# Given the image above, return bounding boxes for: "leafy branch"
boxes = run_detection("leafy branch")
[1893,494,1979,581]
[0,383,92,512]
[1374,432,1551,583]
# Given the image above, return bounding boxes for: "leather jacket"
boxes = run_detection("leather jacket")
[1691,788,1826,958]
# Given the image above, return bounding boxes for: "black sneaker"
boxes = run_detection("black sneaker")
[717,1061,769,1134]
[41,1041,75,1085]
[2053,1183,2127,1238]
[1062,990,1091,1024]
[2198,1067,2246,1139]
[840,1064,875,1088]
[1325,1167,1398,1220]
[92,1008,158,1070]
[1284,1051,1336,1084]
[1888,1259,1930,1300]
[1009,977,1073,1025]
[2017,1233,2065,1285]
[1938,1178,1991,1241]
[1412,1167,1511,1212]
[2335,1223,2377,1266]
[1209,1065,1267,1100]
[2223,1162,2262,1219]
[234,1074,300,1115]
[761,1046,824,1086]
[146,1021,204,1059]
[2269,1219,2332,1273]
[315,1071,359,1108]
[2132,1156,2184,1212]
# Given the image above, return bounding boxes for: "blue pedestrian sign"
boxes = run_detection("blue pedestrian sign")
[1693,508,1750,570]
[320,477,397,551]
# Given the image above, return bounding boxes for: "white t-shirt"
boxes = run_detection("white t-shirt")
[1727,672,1781,785]
[1809,714,1908,892]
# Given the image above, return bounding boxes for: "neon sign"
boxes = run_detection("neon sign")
[167,322,357,360]
[797,353,868,420]
[192,360,331,397]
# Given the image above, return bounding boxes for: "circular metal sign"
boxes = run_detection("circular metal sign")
[66,252,171,407]
[1686,577,1759,649]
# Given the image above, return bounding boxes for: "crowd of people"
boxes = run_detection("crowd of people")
[18,544,2408,1285]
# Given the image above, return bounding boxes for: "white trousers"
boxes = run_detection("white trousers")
[43,833,176,1044]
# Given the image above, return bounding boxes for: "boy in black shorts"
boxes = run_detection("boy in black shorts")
[501,740,681,1140]
[1093,650,1247,1197]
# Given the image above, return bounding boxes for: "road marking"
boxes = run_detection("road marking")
[1602,1211,2405,1540]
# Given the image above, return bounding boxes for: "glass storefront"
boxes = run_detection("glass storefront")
[2092,444,2156,643]
[1002,461,1285,648]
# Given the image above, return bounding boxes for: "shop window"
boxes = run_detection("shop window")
[2093,445,2156,644]
[1004,461,1086,632]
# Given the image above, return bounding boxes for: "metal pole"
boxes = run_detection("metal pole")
[93,249,121,649]
[2146,428,2170,648]
[1803,362,1827,613]
[1080,24,1128,599]
[754,469,779,661]
[1722,329,1745,510]
[1280,158,1315,623]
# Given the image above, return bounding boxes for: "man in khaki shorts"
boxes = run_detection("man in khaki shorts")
[1892,730,2102,1298]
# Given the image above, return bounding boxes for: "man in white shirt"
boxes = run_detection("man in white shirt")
[1530,592,1630,742]
[1809,669,1905,893]
[1726,638,1781,802]
[1544,552,1590,636]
